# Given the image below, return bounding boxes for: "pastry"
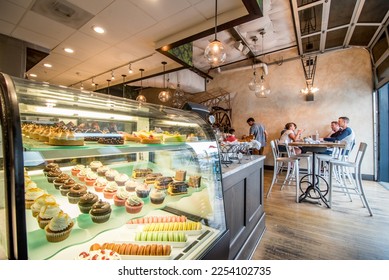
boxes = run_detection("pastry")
[134,231,187,242]
[24,180,37,191]
[125,195,144,214]
[77,167,91,182]
[46,168,62,183]
[140,135,161,144]
[59,178,76,196]
[132,168,152,178]
[95,243,171,256]
[144,173,163,184]
[114,173,130,186]
[30,194,57,217]
[186,134,199,142]
[37,204,62,229]
[89,161,103,171]
[188,175,201,188]
[78,192,99,214]
[78,249,121,260]
[162,133,186,143]
[105,169,119,181]
[154,176,174,190]
[127,215,187,224]
[175,170,186,181]
[142,221,201,232]
[149,189,166,205]
[84,171,98,186]
[53,173,70,190]
[43,163,59,176]
[97,166,110,176]
[48,128,84,146]
[25,187,46,209]
[67,184,88,204]
[45,212,74,242]
[167,181,188,195]
[103,182,118,199]
[113,187,130,207]
[124,179,141,192]
[89,199,112,223]
[83,129,104,142]
[71,164,85,176]
[124,132,141,142]
[98,136,124,145]
[135,184,151,199]
[93,177,108,192]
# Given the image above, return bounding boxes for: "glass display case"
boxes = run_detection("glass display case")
[0,72,229,260]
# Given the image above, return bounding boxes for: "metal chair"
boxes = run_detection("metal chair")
[266,140,300,202]
[285,141,312,174]
[328,142,373,216]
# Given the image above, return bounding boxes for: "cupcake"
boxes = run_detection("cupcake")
[45,212,74,242]
[135,183,151,199]
[25,187,46,209]
[114,173,129,186]
[150,189,167,205]
[59,178,76,196]
[105,169,119,181]
[25,180,38,192]
[89,161,103,172]
[67,183,88,204]
[53,173,70,190]
[71,164,85,176]
[89,199,112,223]
[84,171,98,186]
[113,187,130,207]
[77,168,91,182]
[97,166,110,177]
[46,168,62,183]
[43,163,59,176]
[124,179,140,192]
[125,195,144,214]
[78,192,99,214]
[103,182,118,199]
[37,204,62,229]
[93,177,108,192]
[30,194,57,217]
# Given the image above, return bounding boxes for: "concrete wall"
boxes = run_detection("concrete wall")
[207,48,375,176]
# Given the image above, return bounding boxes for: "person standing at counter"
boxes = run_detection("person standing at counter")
[246,117,267,155]
[323,116,355,153]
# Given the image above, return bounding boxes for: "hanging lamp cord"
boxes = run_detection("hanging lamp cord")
[214,0,218,40]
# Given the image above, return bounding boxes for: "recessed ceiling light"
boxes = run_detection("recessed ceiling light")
[64,48,74,53]
[92,25,105,34]
[43,63,52,68]
[29,73,37,77]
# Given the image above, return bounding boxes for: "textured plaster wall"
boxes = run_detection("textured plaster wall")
[207,48,375,176]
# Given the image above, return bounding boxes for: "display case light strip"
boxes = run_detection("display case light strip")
[160,120,199,127]
[35,106,137,121]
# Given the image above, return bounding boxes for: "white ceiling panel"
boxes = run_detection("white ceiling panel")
[129,0,192,22]
[0,1,26,24]
[67,0,113,15]
[0,20,15,35]
[6,0,34,9]
[12,26,59,49]
[62,31,110,58]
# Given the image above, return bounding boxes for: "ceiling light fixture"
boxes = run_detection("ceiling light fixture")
[92,25,105,34]
[172,72,186,109]
[43,63,52,68]
[128,64,133,74]
[91,77,95,86]
[80,82,84,90]
[158,61,171,103]
[204,0,226,67]
[136,68,147,103]
[111,70,115,80]
[300,56,319,101]
[64,48,74,53]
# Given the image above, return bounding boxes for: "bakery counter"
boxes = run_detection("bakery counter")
[221,156,266,260]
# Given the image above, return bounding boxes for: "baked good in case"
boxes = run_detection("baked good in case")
[105,169,119,181]
[113,187,131,207]
[84,171,98,186]
[25,187,46,209]
[78,192,99,214]
[89,199,112,223]
[77,168,91,182]
[43,163,59,176]
[89,161,103,171]
[45,212,74,242]
[48,128,84,146]
[67,184,88,204]
[135,184,151,199]
[53,173,70,190]
[59,178,76,196]
[46,168,62,183]
[140,135,161,144]
[127,215,187,225]
[103,182,118,199]
[168,181,188,195]
[114,173,130,186]
[186,134,199,142]
[175,170,186,181]
[97,166,110,176]
[132,168,152,178]
[71,164,85,176]
[150,189,166,204]
[77,249,121,260]
[125,195,144,214]
[31,194,57,217]
[162,133,186,143]
[188,175,201,188]
[124,132,141,142]
[144,173,163,184]
[154,176,173,190]
[124,179,141,192]
[93,177,108,192]
[37,204,62,229]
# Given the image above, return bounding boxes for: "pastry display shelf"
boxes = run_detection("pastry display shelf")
[25,162,208,260]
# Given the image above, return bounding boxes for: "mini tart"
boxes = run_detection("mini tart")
[89,200,112,223]
[103,182,118,199]
[67,184,87,204]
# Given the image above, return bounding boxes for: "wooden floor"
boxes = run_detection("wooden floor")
[252,169,389,260]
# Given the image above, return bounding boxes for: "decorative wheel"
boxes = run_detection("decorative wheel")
[210,107,231,133]
[299,174,329,200]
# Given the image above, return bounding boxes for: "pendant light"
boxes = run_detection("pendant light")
[172,71,186,108]
[158,61,171,102]
[204,0,226,67]
[136,68,147,103]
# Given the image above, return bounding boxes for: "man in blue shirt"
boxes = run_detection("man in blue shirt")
[324,116,355,153]
[247,117,268,155]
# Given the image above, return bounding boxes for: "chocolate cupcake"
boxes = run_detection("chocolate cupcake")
[89,200,112,223]
[67,183,87,204]
[43,163,59,176]
[53,173,70,190]
[150,189,166,205]
[47,168,62,183]
[78,192,99,214]
[59,178,76,196]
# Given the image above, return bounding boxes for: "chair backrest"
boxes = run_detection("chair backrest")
[354,142,367,173]
[284,141,295,157]
[270,140,278,161]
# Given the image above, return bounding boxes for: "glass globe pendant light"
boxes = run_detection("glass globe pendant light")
[158,61,171,102]
[254,73,271,98]
[136,68,147,103]
[204,0,226,67]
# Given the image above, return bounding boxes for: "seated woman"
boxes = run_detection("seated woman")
[225,128,237,142]
[279,122,303,155]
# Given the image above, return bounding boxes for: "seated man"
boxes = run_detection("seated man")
[325,121,342,138]
[323,116,355,155]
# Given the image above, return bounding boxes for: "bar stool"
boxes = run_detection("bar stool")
[285,141,312,174]
[267,140,300,202]
[328,142,373,216]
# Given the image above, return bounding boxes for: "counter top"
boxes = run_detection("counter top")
[221,155,265,178]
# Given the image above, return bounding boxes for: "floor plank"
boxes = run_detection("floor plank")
[252,169,389,260]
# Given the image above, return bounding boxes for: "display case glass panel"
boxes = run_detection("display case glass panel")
[4,75,227,260]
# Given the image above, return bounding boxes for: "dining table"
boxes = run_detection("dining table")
[288,141,346,207]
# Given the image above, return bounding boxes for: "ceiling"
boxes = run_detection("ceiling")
[0,0,388,94]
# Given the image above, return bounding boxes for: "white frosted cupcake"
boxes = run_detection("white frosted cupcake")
[37,204,62,229]
[105,169,119,181]
[25,187,46,209]
[114,173,130,186]
[31,194,57,217]
[90,161,103,171]
[45,212,74,242]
